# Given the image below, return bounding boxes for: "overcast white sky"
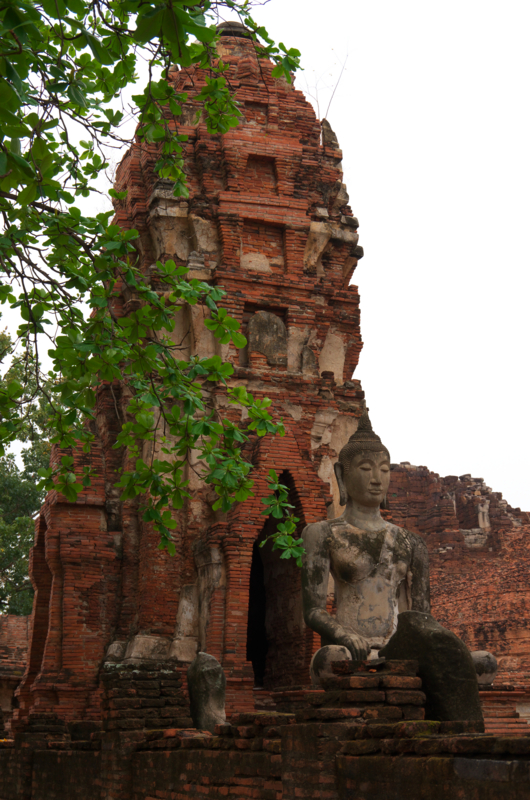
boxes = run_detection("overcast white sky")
[249,0,530,510]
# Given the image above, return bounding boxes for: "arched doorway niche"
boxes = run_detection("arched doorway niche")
[246,471,314,689]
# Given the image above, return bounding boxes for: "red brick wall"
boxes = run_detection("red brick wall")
[2,723,530,800]
[386,464,530,685]
[132,748,282,800]
[0,615,29,727]
[0,616,28,678]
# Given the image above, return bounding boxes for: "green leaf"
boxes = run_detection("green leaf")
[134,7,164,43]
[231,331,247,349]
[172,6,216,43]
[17,183,37,205]
[31,138,50,160]
[67,84,87,108]
[6,380,23,399]
[84,32,115,66]
[65,0,85,13]
[7,152,34,179]
[5,60,26,101]
[109,188,128,200]
[0,107,25,127]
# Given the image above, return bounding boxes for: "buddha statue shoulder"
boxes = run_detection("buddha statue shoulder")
[302,413,430,662]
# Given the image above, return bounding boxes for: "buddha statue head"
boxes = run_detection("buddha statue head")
[334,413,391,509]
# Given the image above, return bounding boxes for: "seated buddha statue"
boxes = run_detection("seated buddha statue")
[302,413,430,662]
[301,413,483,723]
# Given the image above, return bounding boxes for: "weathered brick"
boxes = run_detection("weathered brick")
[385,690,426,706]
[379,676,422,689]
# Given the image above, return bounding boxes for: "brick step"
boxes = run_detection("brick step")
[485,723,530,735]
[482,702,520,708]
[482,700,518,706]
[486,730,530,736]
[485,720,529,726]
[484,725,530,736]
[483,710,520,718]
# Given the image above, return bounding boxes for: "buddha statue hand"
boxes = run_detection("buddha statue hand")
[336,631,371,661]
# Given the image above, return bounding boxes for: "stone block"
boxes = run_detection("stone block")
[363,707,403,721]
[340,739,381,755]
[385,690,426,706]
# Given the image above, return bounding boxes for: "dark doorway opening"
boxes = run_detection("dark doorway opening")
[246,537,268,687]
[246,471,313,689]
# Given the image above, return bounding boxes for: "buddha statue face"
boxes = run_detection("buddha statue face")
[336,450,391,509]
[334,413,391,511]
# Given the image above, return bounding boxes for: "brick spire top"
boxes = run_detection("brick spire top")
[216,20,252,38]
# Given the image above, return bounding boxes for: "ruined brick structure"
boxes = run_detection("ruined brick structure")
[3,660,530,800]
[386,465,530,689]
[0,615,28,729]
[5,16,530,730]
[12,22,367,733]
[1,20,530,800]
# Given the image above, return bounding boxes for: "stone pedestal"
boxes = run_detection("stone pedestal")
[100,661,192,733]
[272,659,426,723]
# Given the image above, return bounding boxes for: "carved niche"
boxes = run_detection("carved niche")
[247,310,287,368]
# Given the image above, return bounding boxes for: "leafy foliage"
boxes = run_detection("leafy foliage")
[0,0,302,556]
[260,470,305,567]
[0,446,42,615]
[0,513,34,614]
[0,324,52,613]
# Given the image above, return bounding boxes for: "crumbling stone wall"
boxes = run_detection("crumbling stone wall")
[1,706,530,800]
[0,615,28,729]
[386,464,530,685]
[387,464,528,535]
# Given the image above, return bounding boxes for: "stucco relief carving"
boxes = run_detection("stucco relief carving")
[310,408,339,451]
[194,543,226,654]
[170,584,200,662]
[247,310,287,367]
[477,498,491,529]
[148,187,221,266]
[319,329,346,384]
[303,219,361,276]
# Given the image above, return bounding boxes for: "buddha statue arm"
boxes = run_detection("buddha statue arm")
[409,533,431,613]
[301,521,371,660]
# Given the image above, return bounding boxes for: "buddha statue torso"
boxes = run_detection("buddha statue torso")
[304,517,429,658]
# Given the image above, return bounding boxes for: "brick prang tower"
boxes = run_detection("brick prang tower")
[13,22,367,728]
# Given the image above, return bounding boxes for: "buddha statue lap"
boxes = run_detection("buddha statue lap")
[301,413,483,723]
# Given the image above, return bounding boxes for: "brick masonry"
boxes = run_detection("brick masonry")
[0,711,529,800]
[0,615,28,729]
[385,465,530,688]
